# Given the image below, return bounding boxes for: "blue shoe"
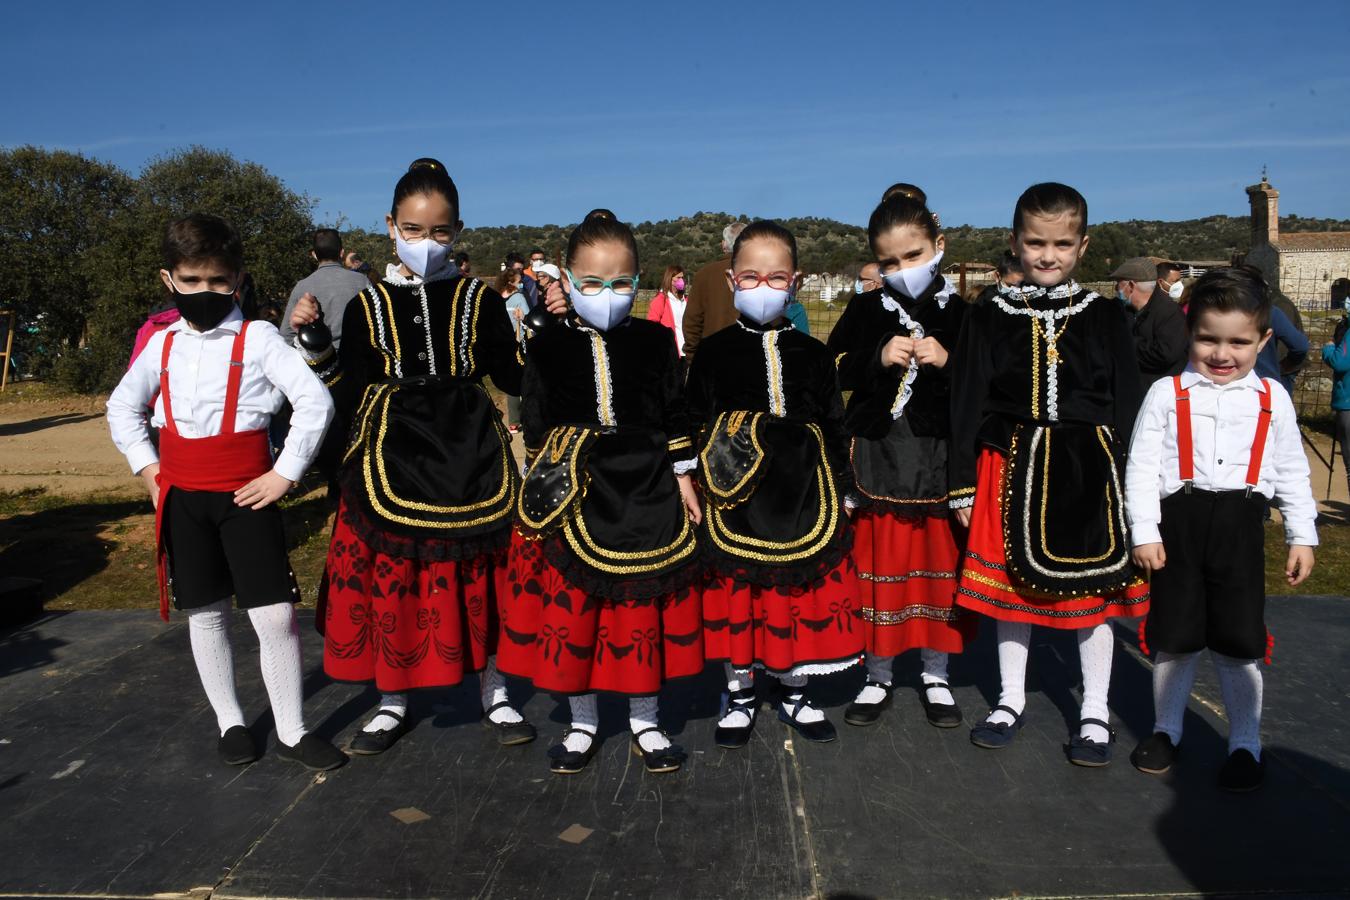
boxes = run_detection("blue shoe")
[1066,717,1115,767]
[970,704,1024,749]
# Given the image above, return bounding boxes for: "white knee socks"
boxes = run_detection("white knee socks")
[481,658,522,724]
[1212,651,1263,759]
[247,603,308,747]
[363,692,408,733]
[1077,623,1115,744]
[920,648,955,706]
[188,600,246,736]
[1152,650,1202,744]
[564,693,598,753]
[629,696,671,751]
[987,620,1031,725]
[779,672,825,723]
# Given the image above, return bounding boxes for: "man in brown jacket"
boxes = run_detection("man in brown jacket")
[681,221,747,361]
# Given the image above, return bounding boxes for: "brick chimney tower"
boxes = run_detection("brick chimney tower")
[1245,171,1279,247]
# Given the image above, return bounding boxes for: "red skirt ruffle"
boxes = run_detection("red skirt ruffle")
[956,448,1150,629]
[319,500,507,691]
[702,553,863,674]
[495,530,704,695]
[853,509,975,656]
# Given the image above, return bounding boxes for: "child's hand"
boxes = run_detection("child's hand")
[677,473,702,526]
[1131,543,1167,574]
[954,506,972,528]
[544,280,569,316]
[139,463,161,509]
[234,470,295,510]
[1286,545,1315,587]
[881,335,915,369]
[913,336,949,369]
[290,293,320,329]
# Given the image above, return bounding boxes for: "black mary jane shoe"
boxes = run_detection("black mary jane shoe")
[631,727,686,774]
[918,681,963,729]
[714,687,759,749]
[969,705,1025,749]
[481,701,537,747]
[548,728,598,775]
[1066,717,1116,768]
[218,725,260,766]
[844,680,894,727]
[778,693,837,744]
[277,734,348,771]
[348,710,409,756]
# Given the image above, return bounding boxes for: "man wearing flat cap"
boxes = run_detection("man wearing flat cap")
[1112,257,1188,396]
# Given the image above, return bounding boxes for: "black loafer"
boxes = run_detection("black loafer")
[1066,717,1115,768]
[970,705,1025,749]
[714,687,759,749]
[1218,748,1265,792]
[548,728,598,775]
[918,681,963,729]
[1130,732,1179,775]
[277,734,347,771]
[778,694,837,744]
[844,680,894,727]
[218,725,259,766]
[348,710,409,756]
[631,727,686,774]
[482,701,537,747]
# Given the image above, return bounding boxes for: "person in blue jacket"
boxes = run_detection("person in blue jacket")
[1256,304,1309,394]
[1322,284,1350,494]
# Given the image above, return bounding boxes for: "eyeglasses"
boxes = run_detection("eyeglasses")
[730,270,794,291]
[566,269,639,296]
[396,222,456,244]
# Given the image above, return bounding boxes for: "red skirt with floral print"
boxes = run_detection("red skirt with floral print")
[319,500,508,691]
[853,508,975,657]
[495,530,704,695]
[956,448,1150,629]
[701,553,863,675]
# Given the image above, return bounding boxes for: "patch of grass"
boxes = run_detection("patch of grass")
[1266,522,1350,596]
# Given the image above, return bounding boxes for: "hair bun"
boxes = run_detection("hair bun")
[409,157,444,173]
[584,208,617,223]
[881,182,928,205]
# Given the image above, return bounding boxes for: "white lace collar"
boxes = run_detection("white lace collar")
[881,276,957,316]
[383,261,460,287]
[998,280,1082,302]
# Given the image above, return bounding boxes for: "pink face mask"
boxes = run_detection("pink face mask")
[672,277,686,292]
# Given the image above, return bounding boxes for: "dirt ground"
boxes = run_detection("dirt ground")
[0,385,138,496]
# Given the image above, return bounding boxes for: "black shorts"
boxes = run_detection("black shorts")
[1143,489,1267,660]
[163,488,299,611]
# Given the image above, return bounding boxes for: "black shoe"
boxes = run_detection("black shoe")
[1218,748,1265,792]
[1066,717,1115,768]
[970,705,1024,749]
[918,681,963,729]
[1130,732,1179,775]
[778,693,837,744]
[277,734,347,771]
[218,725,259,766]
[482,701,537,747]
[348,710,409,756]
[631,727,686,774]
[844,681,894,727]
[714,687,759,749]
[548,728,598,775]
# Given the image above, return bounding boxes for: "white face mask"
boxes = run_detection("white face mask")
[396,233,454,279]
[570,284,633,331]
[733,284,790,325]
[882,249,944,300]
[1167,280,1184,300]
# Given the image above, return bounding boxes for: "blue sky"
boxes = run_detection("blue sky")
[4,0,1348,230]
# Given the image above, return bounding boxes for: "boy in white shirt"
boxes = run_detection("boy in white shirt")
[1125,266,1316,792]
[108,214,342,771]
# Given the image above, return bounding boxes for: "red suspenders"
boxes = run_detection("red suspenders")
[1171,374,1273,496]
[158,322,251,436]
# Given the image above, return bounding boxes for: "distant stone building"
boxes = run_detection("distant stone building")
[1244,175,1350,306]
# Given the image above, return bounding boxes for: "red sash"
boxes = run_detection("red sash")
[1172,375,1273,494]
[154,323,272,620]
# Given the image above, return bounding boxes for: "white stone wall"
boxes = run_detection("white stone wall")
[1278,249,1350,308]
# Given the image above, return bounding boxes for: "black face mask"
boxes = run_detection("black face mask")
[172,287,237,331]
